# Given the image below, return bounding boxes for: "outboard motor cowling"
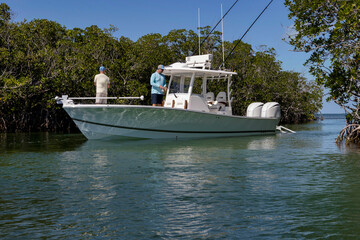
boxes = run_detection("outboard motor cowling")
[261,102,281,119]
[246,102,264,117]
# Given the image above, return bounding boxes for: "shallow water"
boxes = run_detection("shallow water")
[1,115,360,239]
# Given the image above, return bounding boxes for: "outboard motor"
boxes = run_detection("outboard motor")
[246,102,264,117]
[261,102,281,118]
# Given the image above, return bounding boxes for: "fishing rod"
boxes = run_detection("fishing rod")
[193,0,239,56]
[219,0,274,69]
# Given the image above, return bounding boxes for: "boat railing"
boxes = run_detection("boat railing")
[55,95,144,105]
[68,96,144,100]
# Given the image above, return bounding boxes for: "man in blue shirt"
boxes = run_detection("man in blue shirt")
[150,64,167,106]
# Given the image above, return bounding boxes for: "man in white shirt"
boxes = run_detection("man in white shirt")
[94,66,110,104]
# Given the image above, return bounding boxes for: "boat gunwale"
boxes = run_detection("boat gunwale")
[63,104,279,121]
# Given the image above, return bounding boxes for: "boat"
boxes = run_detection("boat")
[56,54,281,140]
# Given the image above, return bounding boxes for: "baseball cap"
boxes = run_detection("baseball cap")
[99,66,105,71]
[158,64,164,70]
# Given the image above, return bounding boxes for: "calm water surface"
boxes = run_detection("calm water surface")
[1,115,360,239]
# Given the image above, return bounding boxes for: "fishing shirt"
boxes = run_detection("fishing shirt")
[150,72,166,95]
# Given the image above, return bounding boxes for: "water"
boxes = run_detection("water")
[1,114,360,239]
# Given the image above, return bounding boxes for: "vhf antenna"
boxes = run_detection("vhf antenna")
[193,0,239,56]
[198,8,201,55]
[221,4,225,68]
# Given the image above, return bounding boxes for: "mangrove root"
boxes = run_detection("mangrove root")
[336,124,360,145]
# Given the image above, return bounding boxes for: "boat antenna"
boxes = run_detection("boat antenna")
[221,4,225,68]
[198,8,201,55]
[193,0,239,56]
[219,0,274,69]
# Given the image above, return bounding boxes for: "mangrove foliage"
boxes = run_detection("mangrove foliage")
[285,0,360,144]
[0,3,322,133]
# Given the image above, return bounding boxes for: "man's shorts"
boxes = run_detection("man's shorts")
[96,92,107,104]
[151,94,163,105]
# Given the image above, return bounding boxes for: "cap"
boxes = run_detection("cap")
[158,64,164,70]
[99,66,105,72]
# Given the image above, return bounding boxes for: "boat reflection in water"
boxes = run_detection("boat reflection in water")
[56,133,284,237]
[247,136,277,150]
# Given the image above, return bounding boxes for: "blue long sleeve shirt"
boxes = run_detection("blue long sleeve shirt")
[150,72,166,95]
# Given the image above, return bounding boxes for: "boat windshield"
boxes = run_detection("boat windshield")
[169,75,191,94]
[169,76,181,93]
[169,75,208,95]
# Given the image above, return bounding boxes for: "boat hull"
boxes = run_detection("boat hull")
[63,105,280,140]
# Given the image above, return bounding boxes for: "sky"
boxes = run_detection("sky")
[3,0,344,113]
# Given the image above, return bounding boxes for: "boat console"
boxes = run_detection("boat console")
[163,54,235,115]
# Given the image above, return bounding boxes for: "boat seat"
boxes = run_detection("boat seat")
[206,92,215,103]
[207,92,227,111]
[216,92,227,104]
[216,92,226,102]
